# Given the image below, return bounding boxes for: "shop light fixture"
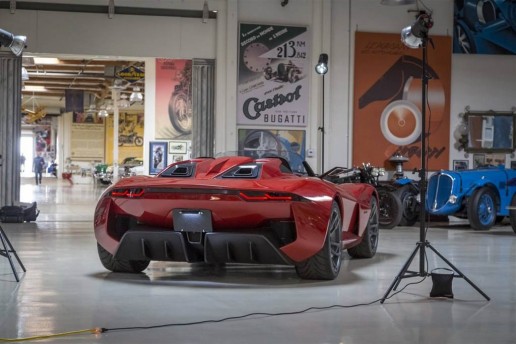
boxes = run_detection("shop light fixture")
[129,86,143,102]
[32,57,60,64]
[118,94,130,108]
[23,85,46,92]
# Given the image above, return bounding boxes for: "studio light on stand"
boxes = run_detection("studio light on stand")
[315,53,328,173]
[0,28,27,56]
[381,12,489,303]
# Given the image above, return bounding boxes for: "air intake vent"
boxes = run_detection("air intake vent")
[222,164,260,179]
[160,163,195,178]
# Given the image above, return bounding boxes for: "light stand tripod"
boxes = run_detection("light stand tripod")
[0,225,26,282]
[381,29,489,303]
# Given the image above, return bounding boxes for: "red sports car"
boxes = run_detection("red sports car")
[94,156,379,280]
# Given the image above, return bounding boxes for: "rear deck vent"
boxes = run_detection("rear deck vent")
[160,163,195,178]
[222,164,260,178]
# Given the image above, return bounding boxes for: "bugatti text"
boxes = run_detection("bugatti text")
[242,85,303,124]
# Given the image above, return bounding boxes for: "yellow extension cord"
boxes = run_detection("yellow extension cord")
[0,328,103,342]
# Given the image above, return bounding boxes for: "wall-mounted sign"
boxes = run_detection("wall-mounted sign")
[116,66,145,83]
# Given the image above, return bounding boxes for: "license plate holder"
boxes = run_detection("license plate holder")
[172,209,213,232]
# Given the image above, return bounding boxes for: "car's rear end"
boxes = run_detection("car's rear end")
[94,157,336,267]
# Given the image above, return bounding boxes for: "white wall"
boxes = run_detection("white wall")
[2,0,515,173]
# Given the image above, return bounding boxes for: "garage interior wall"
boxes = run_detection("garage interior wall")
[0,0,514,176]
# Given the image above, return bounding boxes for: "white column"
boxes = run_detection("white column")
[112,88,119,178]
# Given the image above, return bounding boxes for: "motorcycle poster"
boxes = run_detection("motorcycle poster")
[353,31,451,171]
[237,23,310,127]
[104,113,144,165]
[155,59,192,140]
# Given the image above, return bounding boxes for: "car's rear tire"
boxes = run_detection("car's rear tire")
[378,189,403,229]
[97,243,150,273]
[468,187,496,230]
[509,193,516,234]
[295,201,342,280]
[348,197,380,258]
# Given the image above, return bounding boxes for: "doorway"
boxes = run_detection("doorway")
[20,134,34,178]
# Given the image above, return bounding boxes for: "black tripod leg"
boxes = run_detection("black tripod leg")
[0,227,26,272]
[0,230,20,282]
[381,243,420,303]
[427,243,490,301]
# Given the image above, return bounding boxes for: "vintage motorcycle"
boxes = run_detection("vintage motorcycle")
[321,163,403,229]
[118,132,143,146]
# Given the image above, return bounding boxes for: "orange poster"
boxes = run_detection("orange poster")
[353,32,451,170]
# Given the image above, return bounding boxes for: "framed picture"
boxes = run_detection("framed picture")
[172,154,184,163]
[149,141,168,175]
[453,160,468,171]
[169,140,188,154]
[473,153,485,169]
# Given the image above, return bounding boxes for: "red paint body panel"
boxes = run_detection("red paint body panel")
[94,156,376,264]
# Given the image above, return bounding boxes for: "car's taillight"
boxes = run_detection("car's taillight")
[239,191,302,202]
[111,188,145,198]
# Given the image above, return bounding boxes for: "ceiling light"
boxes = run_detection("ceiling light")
[118,94,130,108]
[32,57,60,64]
[23,85,46,92]
[129,86,143,102]
[0,28,27,56]
[98,109,109,117]
[401,12,434,48]
[315,53,328,75]
[381,0,416,5]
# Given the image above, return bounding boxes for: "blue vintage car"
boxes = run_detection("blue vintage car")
[426,166,516,231]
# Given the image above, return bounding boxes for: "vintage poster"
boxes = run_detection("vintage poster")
[238,23,310,127]
[105,112,145,165]
[70,122,105,160]
[353,32,451,170]
[155,59,192,140]
[237,129,306,173]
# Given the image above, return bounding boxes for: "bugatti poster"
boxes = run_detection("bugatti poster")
[353,31,451,170]
[237,23,310,127]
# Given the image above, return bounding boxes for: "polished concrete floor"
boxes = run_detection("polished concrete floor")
[1,176,515,343]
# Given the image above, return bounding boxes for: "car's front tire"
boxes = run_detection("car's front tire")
[97,243,150,273]
[295,201,342,280]
[468,187,496,230]
[348,197,379,258]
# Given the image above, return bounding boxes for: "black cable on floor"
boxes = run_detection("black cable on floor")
[103,276,428,333]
